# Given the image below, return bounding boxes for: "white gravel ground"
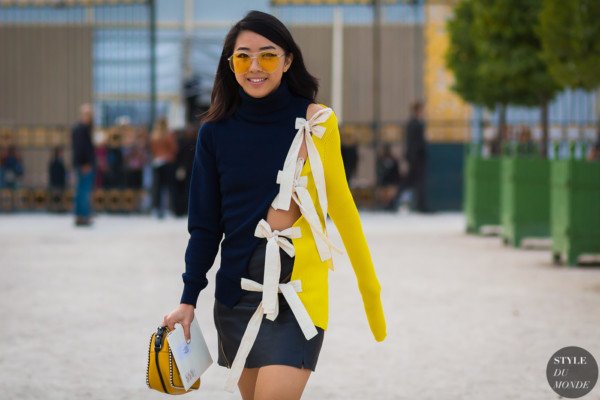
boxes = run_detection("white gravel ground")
[1,211,599,400]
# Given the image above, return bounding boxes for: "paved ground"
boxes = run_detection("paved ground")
[1,211,599,400]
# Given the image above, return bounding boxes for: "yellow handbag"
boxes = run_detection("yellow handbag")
[146,325,201,394]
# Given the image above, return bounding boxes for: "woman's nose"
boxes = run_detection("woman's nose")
[249,56,262,72]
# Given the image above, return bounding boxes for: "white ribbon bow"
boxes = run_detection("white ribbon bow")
[271,107,344,263]
[279,158,344,265]
[254,219,301,321]
[224,278,318,392]
[272,107,332,216]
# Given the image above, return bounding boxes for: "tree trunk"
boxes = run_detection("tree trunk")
[540,100,549,159]
[498,103,507,151]
[596,87,600,142]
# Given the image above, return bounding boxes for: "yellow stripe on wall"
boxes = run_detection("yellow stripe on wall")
[424,3,471,143]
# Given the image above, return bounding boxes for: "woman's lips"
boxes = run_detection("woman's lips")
[247,77,267,87]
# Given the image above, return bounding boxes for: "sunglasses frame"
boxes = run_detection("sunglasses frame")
[227,50,286,74]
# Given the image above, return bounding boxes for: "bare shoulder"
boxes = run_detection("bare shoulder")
[306,103,327,120]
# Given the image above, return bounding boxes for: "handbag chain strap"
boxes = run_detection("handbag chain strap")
[154,326,169,393]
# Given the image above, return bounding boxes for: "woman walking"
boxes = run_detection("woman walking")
[163,10,386,399]
[150,117,178,218]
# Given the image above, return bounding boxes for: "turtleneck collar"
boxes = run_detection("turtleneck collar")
[235,79,293,123]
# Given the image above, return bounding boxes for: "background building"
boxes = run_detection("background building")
[0,0,597,210]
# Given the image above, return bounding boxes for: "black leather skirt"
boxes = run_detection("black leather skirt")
[213,237,325,371]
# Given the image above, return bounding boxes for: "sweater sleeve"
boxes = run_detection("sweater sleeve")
[180,122,223,307]
[322,110,387,342]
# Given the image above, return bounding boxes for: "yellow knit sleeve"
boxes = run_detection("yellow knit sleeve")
[321,109,387,342]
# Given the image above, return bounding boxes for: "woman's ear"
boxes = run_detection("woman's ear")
[284,53,294,72]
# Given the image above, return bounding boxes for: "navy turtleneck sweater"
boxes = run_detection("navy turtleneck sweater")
[181,80,312,308]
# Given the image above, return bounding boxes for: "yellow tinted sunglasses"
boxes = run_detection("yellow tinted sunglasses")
[227,51,286,74]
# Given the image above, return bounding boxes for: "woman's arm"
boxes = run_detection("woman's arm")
[180,122,223,308]
[322,109,387,342]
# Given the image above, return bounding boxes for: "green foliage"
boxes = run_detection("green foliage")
[445,0,563,109]
[538,0,600,90]
[445,0,486,106]
[472,0,561,106]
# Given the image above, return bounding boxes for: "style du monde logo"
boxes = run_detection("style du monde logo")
[546,346,598,398]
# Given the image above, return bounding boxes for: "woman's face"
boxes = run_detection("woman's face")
[231,30,293,98]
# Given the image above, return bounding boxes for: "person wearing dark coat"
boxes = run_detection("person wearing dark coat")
[394,101,430,213]
[49,146,67,212]
[49,146,67,189]
[588,139,600,161]
[341,142,358,184]
[71,103,96,226]
[172,125,197,217]
[376,143,401,210]
[1,145,24,189]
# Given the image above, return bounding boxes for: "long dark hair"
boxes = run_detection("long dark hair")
[200,10,319,123]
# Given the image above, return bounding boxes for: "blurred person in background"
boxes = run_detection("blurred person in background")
[376,143,401,211]
[105,128,125,189]
[0,145,6,188]
[341,140,358,186]
[588,139,600,161]
[71,103,96,227]
[1,145,24,190]
[150,117,178,219]
[139,126,155,212]
[490,124,512,156]
[48,146,67,212]
[172,124,197,217]
[481,120,495,157]
[393,101,430,213]
[123,126,147,190]
[516,125,536,156]
[93,130,109,189]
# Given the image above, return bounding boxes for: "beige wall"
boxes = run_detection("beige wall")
[0,26,92,187]
[0,26,93,127]
[289,25,333,107]
[290,24,424,126]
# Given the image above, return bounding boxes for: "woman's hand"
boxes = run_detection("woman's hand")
[163,304,196,343]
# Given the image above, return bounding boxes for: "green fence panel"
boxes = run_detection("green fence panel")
[464,145,501,234]
[551,158,600,265]
[500,155,551,247]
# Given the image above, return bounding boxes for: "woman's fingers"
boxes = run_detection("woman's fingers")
[183,322,191,344]
[162,305,194,339]
[163,312,176,330]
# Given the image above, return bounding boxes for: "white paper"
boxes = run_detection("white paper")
[167,316,213,391]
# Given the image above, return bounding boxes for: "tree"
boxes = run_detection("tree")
[445,0,487,107]
[539,0,600,141]
[475,0,563,157]
[446,0,563,157]
[446,0,510,150]
[538,0,600,91]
